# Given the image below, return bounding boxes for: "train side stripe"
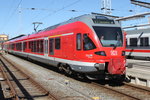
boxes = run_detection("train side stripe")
[48,32,74,38]
[11,50,97,67]
[126,49,150,53]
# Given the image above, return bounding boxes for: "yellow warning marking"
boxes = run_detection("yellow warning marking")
[48,34,62,38]
[92,97,100,100]
[48,32,73,38]
[64,80,70,85]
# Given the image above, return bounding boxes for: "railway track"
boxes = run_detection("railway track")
[92,81,150,100]
[1,54,150,100]
[0,55,58,100]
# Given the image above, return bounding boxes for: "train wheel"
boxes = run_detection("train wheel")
[76,73,85,80]
[58,63,64,73]
[65,65,72,75]
[58,64,72,75]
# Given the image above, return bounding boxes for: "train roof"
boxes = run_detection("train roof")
[8,34,26,41]
[7,13,121,43]
[126,28,150,35]
[43,13,117,32]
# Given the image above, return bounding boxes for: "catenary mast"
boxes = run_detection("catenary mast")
[101,0,112,15]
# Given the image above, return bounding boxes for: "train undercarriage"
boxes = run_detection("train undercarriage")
[57,62,130,82]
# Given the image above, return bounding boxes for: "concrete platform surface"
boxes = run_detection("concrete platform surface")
[126,59,150,87]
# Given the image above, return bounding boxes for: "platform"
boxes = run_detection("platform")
[126,59,150,87]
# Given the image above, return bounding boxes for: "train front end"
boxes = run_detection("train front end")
[93,26,126,75]
[84,14,126,80]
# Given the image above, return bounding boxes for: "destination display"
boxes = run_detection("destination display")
[92,19,115,24]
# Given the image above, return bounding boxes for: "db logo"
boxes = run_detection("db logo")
[110,50,118,56]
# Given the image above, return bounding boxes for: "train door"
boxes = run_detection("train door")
[75,33,83,60]
[44,37,48,56]
[54,37,62,58]
[62,34,74,59]
[48,38,55,65]
[49,38,54,55]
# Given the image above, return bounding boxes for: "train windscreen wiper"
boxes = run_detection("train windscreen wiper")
[113,32,121,50]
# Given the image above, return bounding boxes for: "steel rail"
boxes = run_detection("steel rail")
[0,55,58,100]
[0,59,20,100]
[1,56,96,100]
[124,82,150,92]
[92,82,141,100]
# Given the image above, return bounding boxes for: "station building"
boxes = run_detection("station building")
[0,34,8,50]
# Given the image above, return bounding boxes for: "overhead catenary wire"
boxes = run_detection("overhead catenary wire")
[24,0,82,34]
[0,0,23,33]
[0,0,15,33]
[39,0,82,21]
[30,0,56,20]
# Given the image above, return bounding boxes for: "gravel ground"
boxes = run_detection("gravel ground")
[3,54,125,100]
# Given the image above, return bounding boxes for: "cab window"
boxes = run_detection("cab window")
[76,33,82,50]
[83,34,96,50]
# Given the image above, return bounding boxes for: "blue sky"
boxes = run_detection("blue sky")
[0,0,150,38]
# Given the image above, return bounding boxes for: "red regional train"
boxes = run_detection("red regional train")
[3,14,126,80]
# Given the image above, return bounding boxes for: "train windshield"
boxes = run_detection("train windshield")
[93,26,123,47]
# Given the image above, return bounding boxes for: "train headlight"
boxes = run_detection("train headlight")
[122,51,126,56]
[95,51,106,56]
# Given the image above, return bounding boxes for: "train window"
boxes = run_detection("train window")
[10,44,12,49]
[31,41,34,52]
[23,42,27,51]
[44,40,48,54]
[93,26,123,47]
[76,33,82,50]
[55,38,61,49]
[10,44,11,49]
[140,37,149,46]
[83,34,96,50]
[32,41,34,52]
[30,41,33,52]
[13,44,15,50]
[39,40,44,53]
[36,40,40,53]
[130,38,137,46]
[49,38,54,55]
[29,41,31,49]
[16,43,18,50]
[16,42,22,51]
[30,41,34,52]
[33,41,37,52]
[11,43,15,50]
[35,41,37,52]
